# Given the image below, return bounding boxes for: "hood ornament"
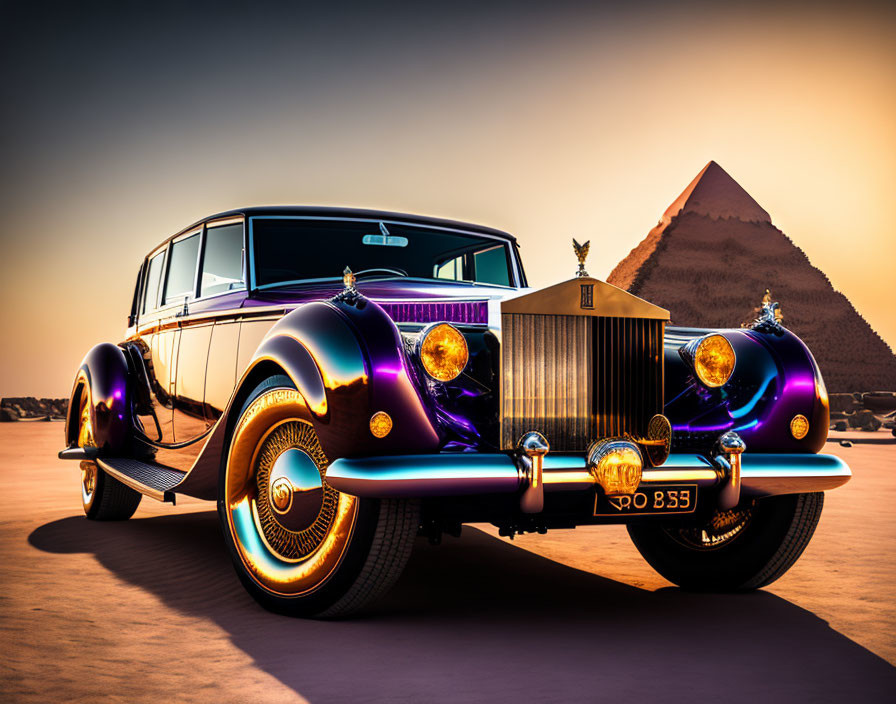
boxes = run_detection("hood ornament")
[572,238,590,278]
[334,266,362,305]
[749,288,784,333]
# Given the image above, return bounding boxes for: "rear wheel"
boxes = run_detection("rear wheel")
[218,375,419,618]
[77,389,142,521]
[628,492,824,591]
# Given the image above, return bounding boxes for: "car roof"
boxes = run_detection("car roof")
[149,205,517,257]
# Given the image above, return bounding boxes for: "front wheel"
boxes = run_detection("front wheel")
[218,376,419,618]
[628,492,824,591]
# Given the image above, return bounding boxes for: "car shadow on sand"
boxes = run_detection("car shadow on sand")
[30,512,896,703]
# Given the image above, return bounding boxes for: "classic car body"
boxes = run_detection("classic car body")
[61,206,850,617]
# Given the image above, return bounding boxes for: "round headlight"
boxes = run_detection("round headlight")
[419,323,468,382]
[693,334,736,387]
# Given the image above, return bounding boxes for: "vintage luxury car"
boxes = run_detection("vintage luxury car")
[60,206,851,617]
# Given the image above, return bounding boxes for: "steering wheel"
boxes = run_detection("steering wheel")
[353,267,408,279]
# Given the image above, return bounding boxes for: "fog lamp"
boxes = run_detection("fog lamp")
[790,414,809,440]
[369,411,393,439]
[690,334,736,388]
[587,438,643,497]
[419,323,468,382]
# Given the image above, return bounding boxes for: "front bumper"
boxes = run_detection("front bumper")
[325,452,851,500]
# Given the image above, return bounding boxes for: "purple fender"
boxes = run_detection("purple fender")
[184,296,441,498]
[237,296,441,461]
[664,326,829,453]
[176,293,442,500]
[65,342,131,453]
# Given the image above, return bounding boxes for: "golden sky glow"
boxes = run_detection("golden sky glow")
[0,3,893,396]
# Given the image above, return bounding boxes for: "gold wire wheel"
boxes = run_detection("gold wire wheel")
[78,391,98,507]
[669,503,756,550]
[224,388,358,596]
[254,422,339,558]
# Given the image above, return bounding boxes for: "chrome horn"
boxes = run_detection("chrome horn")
[517,432,549,513]
[715,431,746,509]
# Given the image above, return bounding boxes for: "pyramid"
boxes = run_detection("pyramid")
[608,161,896,393]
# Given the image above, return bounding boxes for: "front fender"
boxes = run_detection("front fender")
[664,326,829,453]
[240,297,440,461]
[65,342,131,452]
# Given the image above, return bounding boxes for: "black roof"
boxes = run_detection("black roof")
[153,206,516,255]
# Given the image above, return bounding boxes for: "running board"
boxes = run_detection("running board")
[95,457,186,503]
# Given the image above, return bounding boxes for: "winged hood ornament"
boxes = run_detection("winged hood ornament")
[749,287,784,333]
[572,238,590,278]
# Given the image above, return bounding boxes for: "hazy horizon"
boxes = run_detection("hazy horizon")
[1,1,894,397]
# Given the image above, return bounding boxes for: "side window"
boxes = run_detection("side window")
[473,245,511,287]
[435,255,463,281]
[163,233,200,304]
[200,223,244,297]
[142,251,166,314]
[129,263,144,325]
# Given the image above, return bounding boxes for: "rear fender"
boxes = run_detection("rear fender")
[65,343,131,453]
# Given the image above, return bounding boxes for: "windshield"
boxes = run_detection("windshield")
[250,217,515,289]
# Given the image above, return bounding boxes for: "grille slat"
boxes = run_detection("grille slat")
[501,313,664,451]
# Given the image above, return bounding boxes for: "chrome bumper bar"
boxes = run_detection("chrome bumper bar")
[325,452,850,499]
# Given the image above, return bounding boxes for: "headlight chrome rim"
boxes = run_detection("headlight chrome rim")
[417,322,469,382]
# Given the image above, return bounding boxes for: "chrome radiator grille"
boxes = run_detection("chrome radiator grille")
[500,314,664,451]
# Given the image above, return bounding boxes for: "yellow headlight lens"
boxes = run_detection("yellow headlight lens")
[693,334,736,387]
[420,323,468,382]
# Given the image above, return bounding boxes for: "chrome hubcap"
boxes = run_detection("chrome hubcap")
[266,448,324,533]
[252,419,339,560]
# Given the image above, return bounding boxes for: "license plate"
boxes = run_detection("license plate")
[594,484,697,516]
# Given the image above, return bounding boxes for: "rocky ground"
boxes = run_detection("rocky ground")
[0,397,67,422]
[829,392,896,433]
[0,423,894,702]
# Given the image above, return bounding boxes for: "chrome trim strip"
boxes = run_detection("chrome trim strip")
[206,216,244,228]
[171,227,202,244]
[134,306,286,336]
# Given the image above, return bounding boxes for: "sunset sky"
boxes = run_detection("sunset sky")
[1,0,894,397]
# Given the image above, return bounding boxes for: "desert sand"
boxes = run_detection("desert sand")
[1,422,894,703]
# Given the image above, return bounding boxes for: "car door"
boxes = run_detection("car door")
[196,218,247,423]
[163,228,209,443]
[133,245,176,444]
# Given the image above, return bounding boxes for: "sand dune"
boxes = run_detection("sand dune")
[1,423,894,702]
